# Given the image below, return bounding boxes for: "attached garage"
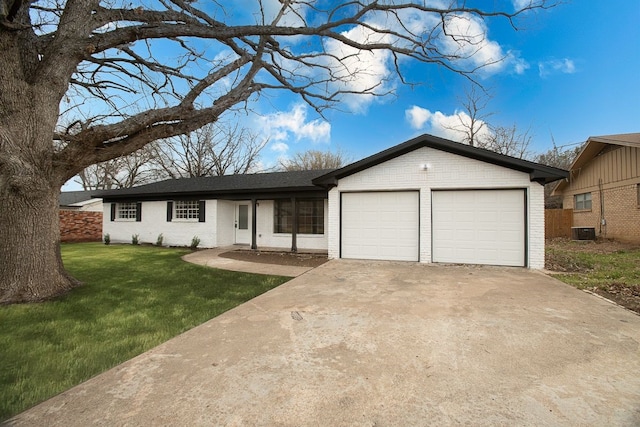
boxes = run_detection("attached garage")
[313,134,568,269]
[432,189,526,267]
[341,191,419,261]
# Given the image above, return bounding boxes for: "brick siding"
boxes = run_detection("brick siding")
[59,210,103,242]
[563,183,640,242]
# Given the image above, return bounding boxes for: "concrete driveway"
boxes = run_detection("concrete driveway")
[9,261,640,426]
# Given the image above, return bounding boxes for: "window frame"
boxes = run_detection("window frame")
[574,192,592,211]
[274,199,325,235]
[174,200,200,221]
[117,202,138,221]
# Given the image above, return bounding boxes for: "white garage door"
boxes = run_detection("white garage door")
[341,191,419,261]
[432,190,525,267]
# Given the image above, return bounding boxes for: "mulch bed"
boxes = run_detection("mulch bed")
[218,250,329,268]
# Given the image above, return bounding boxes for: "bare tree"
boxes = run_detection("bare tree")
[535,138,582,208]
[280,149,350,171]
[480,124,533,159]
[445,85,494,147]
[0,1,554,303]
[153,122,266,178]
[76,145,159,190]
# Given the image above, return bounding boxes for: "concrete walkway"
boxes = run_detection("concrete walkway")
[8,261,640,426]
[182,246,316,277]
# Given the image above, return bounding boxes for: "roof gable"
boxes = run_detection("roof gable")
[553,132,640,194]
[313,134,568,186]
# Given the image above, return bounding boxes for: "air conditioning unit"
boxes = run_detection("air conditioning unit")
[571,227,596,240]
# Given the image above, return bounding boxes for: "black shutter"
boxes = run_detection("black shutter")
[110,203,116,221]
[166,201,173,222]
[198,200,206,222]
[136,202,142,222]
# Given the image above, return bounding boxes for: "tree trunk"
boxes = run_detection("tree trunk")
[1,28,81,304]
[0,183,81,304]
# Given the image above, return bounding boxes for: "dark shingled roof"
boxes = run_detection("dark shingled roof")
[59,190,98,206]
[313,134,569,186]
[94,169,335,201]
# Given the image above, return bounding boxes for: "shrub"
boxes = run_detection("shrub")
[190,236,200,250]
[103,234,110,245]
[131,234,140,245]
[156,233,164,246]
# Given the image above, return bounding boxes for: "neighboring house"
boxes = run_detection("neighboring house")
[59,191,103,212]
[553,133,640,242]
[59,191,104,242]
[98,134,567,269]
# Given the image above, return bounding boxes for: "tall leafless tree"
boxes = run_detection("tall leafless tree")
[280,149,350,171]
[153,122,266,178]
[76,144,160,190]
[444,85,494,147]
[0,1,554,303]
[481,124,533,159]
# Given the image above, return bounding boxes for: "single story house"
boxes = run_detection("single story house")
[552,132,640,242]
[98,134,568,268]
[59,191,103,212]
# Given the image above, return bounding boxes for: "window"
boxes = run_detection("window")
[111,202,141,222]
[175,200,200,220]
[297,199,324,234]
[274,199,324,234]
[574,192,592,210]
[117,202,137,219]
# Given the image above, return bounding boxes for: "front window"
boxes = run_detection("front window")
[175,200,200,220]
[117,202,137,219]
[574,192,592,210]
[274,199,324,234]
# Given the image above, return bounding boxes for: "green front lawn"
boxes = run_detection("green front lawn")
[0,243,289,421]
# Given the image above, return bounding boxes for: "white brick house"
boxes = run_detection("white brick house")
[98,134,567,269]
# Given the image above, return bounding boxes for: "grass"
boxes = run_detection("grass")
[546,239,640,290]
[0,243,289,421]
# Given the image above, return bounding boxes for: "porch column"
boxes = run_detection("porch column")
[291,197,297,253]
[251,198,257,250]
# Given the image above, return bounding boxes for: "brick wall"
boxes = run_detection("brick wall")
[59,210,103,242]
[563,183,640,242]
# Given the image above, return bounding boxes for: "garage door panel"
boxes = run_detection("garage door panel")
[432,190,525,267]
[341,192,419,262]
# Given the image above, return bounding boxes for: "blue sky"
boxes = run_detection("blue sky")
[63,1,639,190]
[253,0,640,165]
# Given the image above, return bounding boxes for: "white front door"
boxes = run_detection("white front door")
[235,203,250,244]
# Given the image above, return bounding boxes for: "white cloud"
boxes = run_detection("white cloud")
[405,106,432,130]
[512,55,531,74]
[405,106,493,143]
[440,13,512,75]
[322,25,394,114]
[538,58,576,77]
[259,104,331,146]
[270,142,289,153]
[512,0,535,10]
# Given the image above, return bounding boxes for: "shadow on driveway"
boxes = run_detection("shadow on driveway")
[9,261,640,426]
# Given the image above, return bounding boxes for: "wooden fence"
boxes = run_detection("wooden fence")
[545,209,573,239]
